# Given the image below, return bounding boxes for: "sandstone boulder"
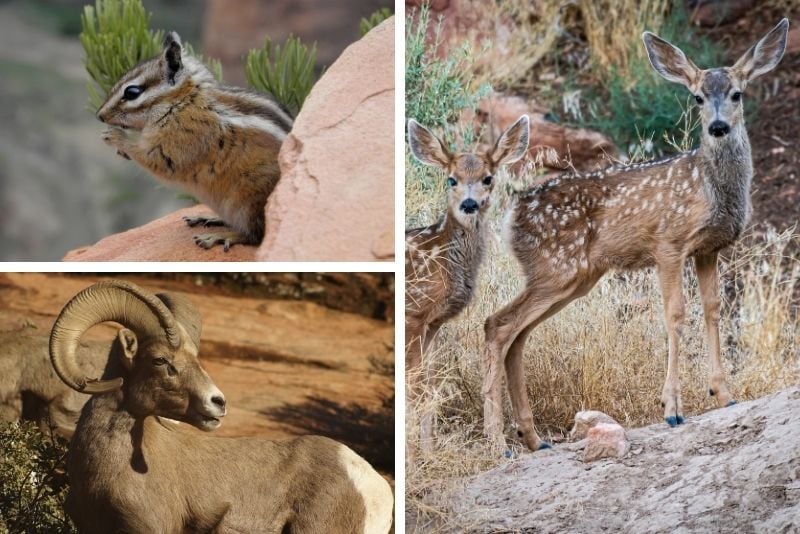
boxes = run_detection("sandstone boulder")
[570,410,620,440]
[257,17,395,261]
[477,95,619,172]
[63,205,257,262]
[582,422,630,462]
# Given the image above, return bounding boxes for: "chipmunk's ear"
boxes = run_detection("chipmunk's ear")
[163,31,183,84]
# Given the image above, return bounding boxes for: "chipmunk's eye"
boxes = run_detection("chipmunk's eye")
[123,85,143,101]
[731,91,742,102]
[447,177,457,187]
[482,175,493,186]
[694,95,704,105]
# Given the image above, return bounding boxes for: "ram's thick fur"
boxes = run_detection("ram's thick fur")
[50,280,393,534]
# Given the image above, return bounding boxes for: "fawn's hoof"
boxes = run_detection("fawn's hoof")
[726,400,737,407]
[537,442,552,450]
[665,415,685,427]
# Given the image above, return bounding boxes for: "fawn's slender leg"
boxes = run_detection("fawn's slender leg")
[504,277,600,451]
[483,282,579,453]
[419,323,442,452]
[656,256,687,427]
[695,251,735,407]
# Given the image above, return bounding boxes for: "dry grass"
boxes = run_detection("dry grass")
[405,165,800,531]
[461,0,672,91]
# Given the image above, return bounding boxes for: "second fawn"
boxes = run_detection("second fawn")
[482,19,789,453]
[406,116,529,449]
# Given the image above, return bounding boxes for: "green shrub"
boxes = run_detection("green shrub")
[405,4,491,201]
[245,35,318,117]
[569,5,722,156]
[360,7,392,37]
[0,422,75,533]
[80,0,221,110]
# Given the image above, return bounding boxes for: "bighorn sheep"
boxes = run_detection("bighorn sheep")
[0,331,109,438]
[50,280,393,533]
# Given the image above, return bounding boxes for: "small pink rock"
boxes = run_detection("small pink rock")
[570,410,619,440]
[583,423,630,462]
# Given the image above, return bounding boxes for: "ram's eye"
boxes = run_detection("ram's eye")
[123,85,143,101]
[482,175,493,186]
[152,357,169,366]
[447,177,457,187]
[731,91,742,102]
[694,95,704,105]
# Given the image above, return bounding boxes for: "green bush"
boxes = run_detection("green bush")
[360,8,392,37]
[245,35,318,117]
[405,5,491,194]
[0,422,75,534]
[568,5,722,156]
[80,0,221,110]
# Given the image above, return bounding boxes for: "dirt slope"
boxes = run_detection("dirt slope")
[444,387,800,533]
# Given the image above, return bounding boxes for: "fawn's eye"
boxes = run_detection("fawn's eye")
[447,177,457,187]
[123,85,143,101]
[731,91,742,102]
[482,175,493,186]
[152,357,168,366]
[694,95,704,105]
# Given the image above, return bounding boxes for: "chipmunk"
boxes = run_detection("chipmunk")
[97,31,293,251]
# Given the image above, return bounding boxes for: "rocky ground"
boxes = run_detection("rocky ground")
[434,387,800,533]
[0,273,395,476]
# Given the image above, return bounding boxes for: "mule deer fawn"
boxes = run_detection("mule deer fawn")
[482,19,790,453]
[406,116,529,449]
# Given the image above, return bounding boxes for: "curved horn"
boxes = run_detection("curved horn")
[49,280,181,394]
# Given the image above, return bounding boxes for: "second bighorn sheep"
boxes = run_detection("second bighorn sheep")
[0,330,109,438]
[50,280,393,533]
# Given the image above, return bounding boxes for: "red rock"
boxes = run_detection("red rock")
[62,205,257,262]
[257,17,394,261]
[787,27,800,56]
[477,95,619,172]
[583,422,630,462]
[688,0,755,27]
[570,410,620,440]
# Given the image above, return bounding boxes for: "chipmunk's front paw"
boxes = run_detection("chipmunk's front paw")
[102,127,132,159]
[183,216,226,228]
[193,231,247,252]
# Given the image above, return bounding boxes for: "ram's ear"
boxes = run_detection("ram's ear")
[732,18,789,83]
[642,31,700,89]
[407,119,451,169]
[162,31,183,84]
[490,115,530,166]
[117,328,138,370]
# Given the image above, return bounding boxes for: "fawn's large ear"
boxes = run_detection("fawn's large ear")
[732,18,789,83]
[407,119,451,169]
[642,32,700,89]
[490,115,530,166]
[163,31,183,84]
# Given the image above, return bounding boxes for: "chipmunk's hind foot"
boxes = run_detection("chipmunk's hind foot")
[193,231,248,252]
[183,215,226,228]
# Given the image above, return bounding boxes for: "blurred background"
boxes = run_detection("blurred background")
[0,0,392,261]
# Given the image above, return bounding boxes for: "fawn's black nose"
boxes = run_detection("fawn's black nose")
[460,199,479,214]
[708,121,730,137]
